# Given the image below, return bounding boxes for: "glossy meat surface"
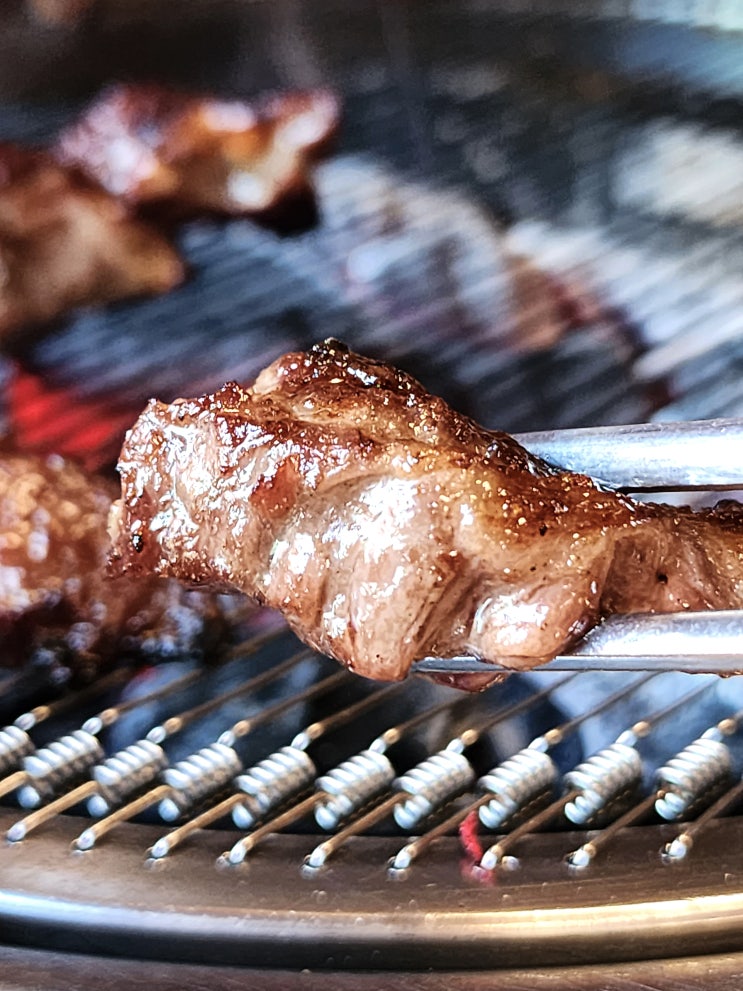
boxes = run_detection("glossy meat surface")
[109,341,743,685]
[56,84,340,221]
[0,450,225,676]
[0,144,183,342]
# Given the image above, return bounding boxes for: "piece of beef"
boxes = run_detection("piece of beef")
[56,84,340,224]
[0,144,184,343]
[0,449,226,678]
[25,0,94,26]
[108,341,743,687]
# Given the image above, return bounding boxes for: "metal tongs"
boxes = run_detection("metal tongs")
[413,417,743,678]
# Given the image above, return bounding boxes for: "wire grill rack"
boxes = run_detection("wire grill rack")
[1,623,743,969]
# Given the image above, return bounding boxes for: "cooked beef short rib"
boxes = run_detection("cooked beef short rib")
[0,449,226,679]
[108,341,743,688]
[56,84,340,226]
[0,143,184,344]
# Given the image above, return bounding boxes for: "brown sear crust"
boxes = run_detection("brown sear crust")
[108,341,743,688]
[56,83,340,222]
[0,144,183,342]
[0,449,225,676]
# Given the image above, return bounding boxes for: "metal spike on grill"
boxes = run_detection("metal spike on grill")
[224,679,554,867]
[479,682,720,871]
[147,678,405,859]
[386,674,654,872]
[3,631,303,844]
[663,778,743,863]
[567,685,736,870]
[0,669,133,807]
[71,644,326,852]
[300,675,581,871]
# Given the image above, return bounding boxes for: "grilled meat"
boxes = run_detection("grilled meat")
[26,0,94,26]
[108,341,743,688]
[56,84,339,223]
[0,144,183,343]
[0,449,225,677]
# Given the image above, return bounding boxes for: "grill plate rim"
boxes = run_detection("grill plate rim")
[2,808,743,970]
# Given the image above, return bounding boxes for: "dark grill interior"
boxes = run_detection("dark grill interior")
[3,3,743,986]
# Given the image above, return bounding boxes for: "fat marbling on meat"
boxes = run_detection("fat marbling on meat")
[0,449,225,678]
[108,341,743,687]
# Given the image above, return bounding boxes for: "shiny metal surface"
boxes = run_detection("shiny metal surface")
[414,611,743,676]
[8,944,743,991]
[516,417,743,491]
[2,808,743,969]
[0,654,739,971]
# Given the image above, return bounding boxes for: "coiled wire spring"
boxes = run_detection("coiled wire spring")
[18,730,104,809]
[88,740,169,817]
[654,734,731,821]
[393,749,475,831]
[232,746,317,829]
[159,742,243,822]
[0,725,34,776]
[564,741,644,826]
[478,746,558,830]
[315,748,396,831]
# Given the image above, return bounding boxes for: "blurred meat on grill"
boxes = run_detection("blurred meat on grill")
[25,0,95,27]
[56,84,340,226]
[108,340,743,689]
[4,153,627,476]
[0,449,228,680]
[0,143,184,344]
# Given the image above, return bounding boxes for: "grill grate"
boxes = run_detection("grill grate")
[1,628,743,969]
[0,630,740,865]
